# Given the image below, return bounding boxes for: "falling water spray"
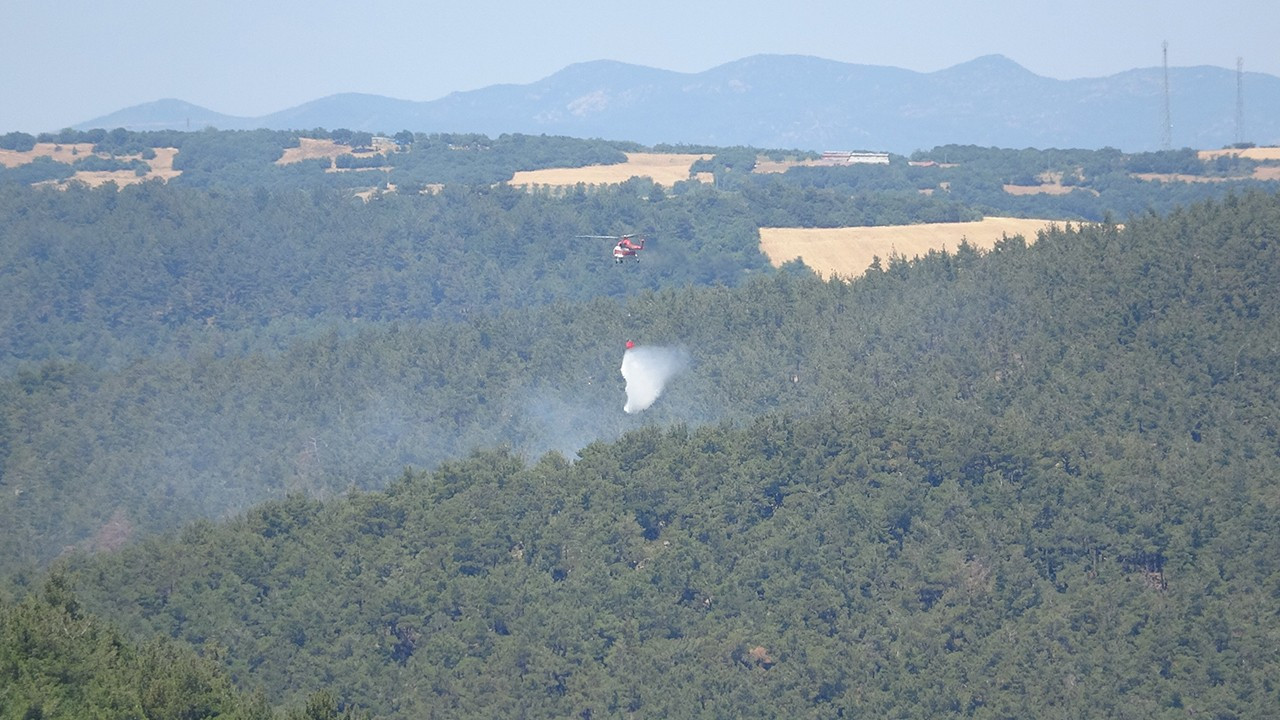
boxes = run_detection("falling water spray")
[620,340,689,413]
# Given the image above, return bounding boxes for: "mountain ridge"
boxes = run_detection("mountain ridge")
[75,54,1280,152]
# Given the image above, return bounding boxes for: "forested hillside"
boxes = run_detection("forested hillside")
[3,126,1280,717]
[1,576,361,719]
[35,191,1280,717]
[5,133,1277,373]
[0,179,766,371]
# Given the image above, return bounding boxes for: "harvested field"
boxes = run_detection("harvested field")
[0,142,97,167]
[277,137,393,173]
[145,147,180,179]
[1198,147,1280,161]
[1004,171,1097,196]
[64,147,181,187]
[1134,167,1280,183]
[760,217,1063,279]
[277,137,350,165]
[1003,182,1082,196]
[753,155,896,173]
[2,143,181,187]
[509,152,714,188]
[1132,172,1229,183]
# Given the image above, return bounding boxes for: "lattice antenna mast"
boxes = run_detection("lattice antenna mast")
[1235,57,1246,146]
[1161,41,1173,150]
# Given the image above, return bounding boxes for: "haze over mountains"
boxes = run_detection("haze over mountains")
[76,54,1280,153]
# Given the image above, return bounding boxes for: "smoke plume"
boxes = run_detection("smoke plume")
[620,344,690,413]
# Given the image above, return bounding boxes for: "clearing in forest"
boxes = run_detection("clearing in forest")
[760,217,1063,279]
[509,152,715,188]
[0,143,98,167]
[276,137,394,172]
[0,143,180,187]
[276,137,352,164]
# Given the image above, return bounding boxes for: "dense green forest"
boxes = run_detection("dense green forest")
[1,575,372,719]
[9,192,1280,716]
[0,178,768,371]
[2,127,1280,717]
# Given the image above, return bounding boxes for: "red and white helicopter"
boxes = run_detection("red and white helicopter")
[577,233,647,263]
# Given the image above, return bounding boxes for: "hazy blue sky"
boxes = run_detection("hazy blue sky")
[4,0,1276,132]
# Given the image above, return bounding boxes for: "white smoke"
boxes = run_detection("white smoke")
[620,344,690,413]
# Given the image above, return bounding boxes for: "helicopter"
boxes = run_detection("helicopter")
[577,233,647,263]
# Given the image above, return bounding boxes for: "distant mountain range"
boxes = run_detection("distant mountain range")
[76,54,1280,153]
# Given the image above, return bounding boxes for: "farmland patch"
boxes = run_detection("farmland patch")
[508,152,714,188]
[2,143,180,187]
[760,217,1063,279]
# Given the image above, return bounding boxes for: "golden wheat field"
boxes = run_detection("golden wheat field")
[759,217,1064,279]
[509,152,715,188]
